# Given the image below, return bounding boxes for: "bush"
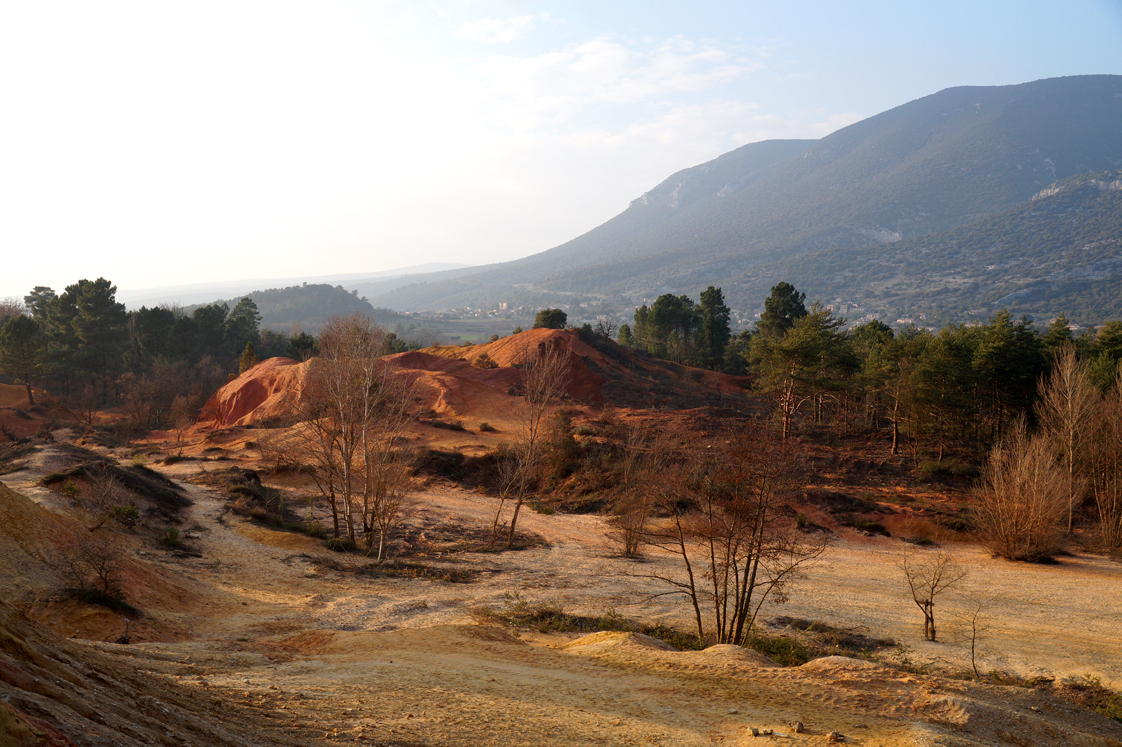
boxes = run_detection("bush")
[478,422,497,433]
[977,424,1067,561]
[165,527,182,548]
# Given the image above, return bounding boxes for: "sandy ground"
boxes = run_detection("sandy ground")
[3,438,1122,746]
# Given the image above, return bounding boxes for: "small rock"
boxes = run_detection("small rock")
[788,721,804,733]
[761,729,773,736]
[827,731,845,743]
[749,727,760,737]
[729,708,738,714]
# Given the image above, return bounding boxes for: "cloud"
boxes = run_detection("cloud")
[456,15,535,43]
[464,34,762,134]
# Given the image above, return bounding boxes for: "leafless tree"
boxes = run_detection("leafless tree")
[300,314,416,559]
[902,546,967,641]
[55,531,126,601]
[0,297,23,324]
[605,423,673,558]
[639,425,827,646]
[1091,364,1122,550]
[976,418,1069,561]
[490,337,571,549]
[71,384,100,428]
[1037,344,1098,532]
[952,597,988,676]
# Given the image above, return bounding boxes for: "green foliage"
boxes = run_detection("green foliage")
[0,314,47,404]
[533,308,568,329]
[287,331,318,360]
[757,282,807,339]
[238,342,259,374]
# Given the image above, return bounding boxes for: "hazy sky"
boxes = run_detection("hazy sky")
[2,1,1120,301]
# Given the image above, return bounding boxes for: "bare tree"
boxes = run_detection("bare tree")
[952,597,988,677]
[55,531,126,602]
[976,419,1068,561]
[901,546,966,641]
[640,425,827,646]
[1091,363,1122,550]
[605,424,673,559]
[300,314,416,559]
[1037,344,1098,532]
[490,337,571,549]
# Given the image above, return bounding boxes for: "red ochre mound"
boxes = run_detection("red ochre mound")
[197,357,310,428]
[197,330,606,429]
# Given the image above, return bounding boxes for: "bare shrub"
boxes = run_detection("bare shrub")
[84,471,136,530]
[490,337,571,548]
[1091,365,1122,550]
[56,531,126,604]
[976,419,1068,561]
[901,546,967,641]
[605,424,673,558]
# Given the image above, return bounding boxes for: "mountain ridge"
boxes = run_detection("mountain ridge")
[370,75,1122,322]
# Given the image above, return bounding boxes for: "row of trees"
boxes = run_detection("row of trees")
[0,279,326,419]
[624,283,1122,457]
[618,286,732,369]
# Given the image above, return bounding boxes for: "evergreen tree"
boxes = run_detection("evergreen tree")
[0,315,47,405]
[288,332,318,360]
[71,277,128,401]
[533,308,568,329]
[757,282,807,339]
[696,286,731,370]
[226,297,262,355]
[616,323,636,348]
[238,342,259,374]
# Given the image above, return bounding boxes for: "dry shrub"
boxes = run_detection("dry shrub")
[1091,370,1122,551]
[976,420,1067,562]
[55,531,129,609]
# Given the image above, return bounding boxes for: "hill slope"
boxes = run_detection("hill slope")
[745,170,1122,325]
[372,75,1122,319]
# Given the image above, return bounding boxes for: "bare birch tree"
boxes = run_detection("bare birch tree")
[606,424,675,558]
[1037,344,1098,532]
[300,315,416,559]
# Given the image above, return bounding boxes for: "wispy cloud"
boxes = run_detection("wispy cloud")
[465,34,762,133]
[456,15,535,43]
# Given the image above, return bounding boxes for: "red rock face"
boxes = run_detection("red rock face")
[197,357,310,428]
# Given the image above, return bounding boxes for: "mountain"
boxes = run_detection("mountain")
[370,75,1122,322]
[750,171,1122,326]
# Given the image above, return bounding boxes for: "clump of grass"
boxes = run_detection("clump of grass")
[478,422,497,433]
[307,554,478,583]
[1056,675,1122,723]
[165,527,182,548]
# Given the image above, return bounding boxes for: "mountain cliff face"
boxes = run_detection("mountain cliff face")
[372,75,1122,323]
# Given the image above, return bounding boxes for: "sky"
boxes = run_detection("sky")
[1,0,1121,301]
